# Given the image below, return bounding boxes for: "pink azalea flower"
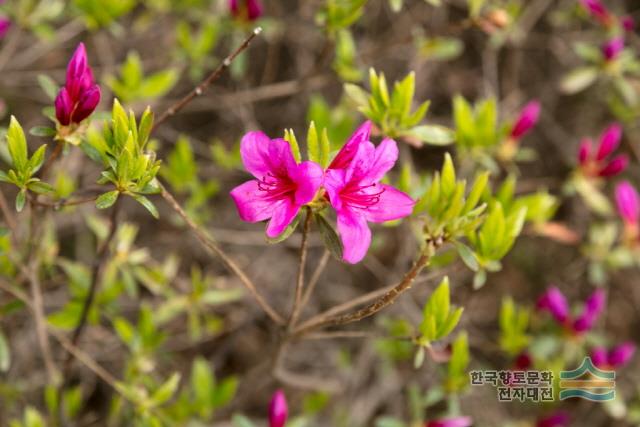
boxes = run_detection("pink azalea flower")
[536,411,570,427]
[425,416,473,427]
[602,37,624,61]
[269,389,288,427]
[328,121,372,170]
[621,15,635,31]
[591,342,636,369]
[230,131,323,238]
[537,287,605,334]
[579,0,613,26]
[615,181,639,227]
[510,100,540,140]
[536,287,569,323]
[324,136,415,264]
[577,123,628,178]
[0,18,10,39]
[54,43,101,126]
[229,0,263,21]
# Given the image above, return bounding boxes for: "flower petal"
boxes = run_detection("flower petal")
[240,132,296,179]
[590,346,609,368]
[337,209,371,264]
[596,123,622,160]
[71,84,100,123]
[573,288,606,333]
[54,87,73,126]
[608,342,635,368]
[362,138,399,183]
[329,121,372,170]
[229,180,274,223]
[426,416,473,427]
[510,100,540,139]
[363,184,415,223]
[291,160,324,205]
[266,198,299,238]
[325,168,347,212]
[536,287,569,324]
[268,389,288,427]
[615,181,639,225]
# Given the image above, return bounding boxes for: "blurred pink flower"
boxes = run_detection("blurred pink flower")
[536,411,570,427]
[510,100,540,139]
[591,342,636,369]
[621,15,635,31]
[578,123,628,178]
[324,136,415,263]
[602,37,624,61]
[269,389,288,427]
[426,417,473,427]
[0,18,10,39]
[537,287,606,334]
[579,0,612,26]
[230,132,323,238]
[54,43,101,126]
[229,0,263,21]
[615,181,639,227]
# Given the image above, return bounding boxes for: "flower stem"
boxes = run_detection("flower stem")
[288,207,313,328]
[160,183,285,325]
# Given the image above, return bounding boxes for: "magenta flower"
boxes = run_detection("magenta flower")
[536,287,569,323]
[324,136,415,264]
[591,342,635,369]
[229,0,263,21]
[425,416,472,427]
[510,100,540,140]
[579,0,612,26]
[602,37,624,61]
[536,411,570,427]
[577,123,628,178]
[268,390,288,427]
[54,43,101,127]
[514,352,533,370]
[537,287,605,334]
[328,121,372,170]
[572,289,605,332]
[230,132,323,238]
[621,15,634,31]
[615,181,639,227]
[0,18,10,39]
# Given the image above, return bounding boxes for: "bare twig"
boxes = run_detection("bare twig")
[151,27,263,133]
[0,188,18,242]
[293,239,443,336]
[39,142,63,179]
[160,183,284,325]
[288,207,312,328]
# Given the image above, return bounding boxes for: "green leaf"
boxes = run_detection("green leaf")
[560,67,598,94]
[29,126,56,137]
[0,330,10,372]
[27,181,55,194]
[15,189,26,212]
[315,213,343,260]
[307,121,320,163]
[138,107,154,147]
[284,129,301,163]
[95,191,120,209]
[191,357,213,411]
[151,373,181,405]
[132,194,159,219]
[343,83,369,107]
[232,414,257,427]
[7,116,28,172]
[406,125,455,146]
[211,376,238,408]
[27,145,47,174]
[454,242,479,271]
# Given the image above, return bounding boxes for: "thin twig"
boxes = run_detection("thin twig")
[288,207,312,328]
[39,142,63,179]
[62,201,121,377]
[0,188,18,243]
[151,27,263,133]
[298,250,330,316]
[160,183,284,325]
[293,239,443,336]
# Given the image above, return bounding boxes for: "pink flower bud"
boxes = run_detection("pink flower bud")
[572,289,606,333]
[590,346,609,368]
[537,411,570,427]
[54,88,73,126]
[608,342,636,368]
[426,417,473,427]
[229,0,263,21]
[514,352,532,370]
[596,123,622,160]
[615,181,640,226]
[510,100,540,139]
[602,37,624,61]
[578,138,592,165]
[580,0,611,25]
[621,15,635,31]
[598,154,628,177]
[536,287,569,324]
[269,390,288,427]
[71,84,101,123]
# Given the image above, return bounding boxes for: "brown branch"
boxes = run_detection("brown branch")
[151,27,262,133]
[38,142,63,179]
[288,207,312,328]
[62,201,121,377]
[0,189,18,244]
[160,183,284,325]
[293,239,443,337]
[298,249,330,316]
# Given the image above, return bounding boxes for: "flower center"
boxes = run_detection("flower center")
[257,172,296,200]
[340,183,385,210]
